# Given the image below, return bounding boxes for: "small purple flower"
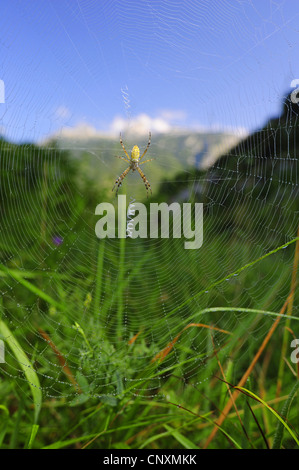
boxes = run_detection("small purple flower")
[52,235,63,246]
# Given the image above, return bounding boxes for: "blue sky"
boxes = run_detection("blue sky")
[1,0,299,142]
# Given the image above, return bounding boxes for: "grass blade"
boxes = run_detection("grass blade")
[26,424,39,449]
[272,380,299,449]
[235,386,299,447]
[0,320,42,423]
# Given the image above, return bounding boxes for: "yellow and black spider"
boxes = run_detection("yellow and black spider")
[112,132,154,197]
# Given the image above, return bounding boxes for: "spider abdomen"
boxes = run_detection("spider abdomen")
[131,145,140,162]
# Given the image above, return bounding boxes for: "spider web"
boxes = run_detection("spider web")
[0,0,298,410]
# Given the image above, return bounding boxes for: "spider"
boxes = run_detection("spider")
[112,132,154,197]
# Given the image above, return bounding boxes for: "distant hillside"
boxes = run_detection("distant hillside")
[157,92,299,243]
[43,130,244,200]
[0,138,86,261]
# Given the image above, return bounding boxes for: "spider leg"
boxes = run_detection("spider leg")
[139,158,155,165]
[114,155,131,163]
[139,132,151,161]
[119,133,130,160]
[137,166,152,197]
[112,166,131,194]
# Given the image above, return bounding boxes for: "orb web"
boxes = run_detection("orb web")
[0,0,298,409]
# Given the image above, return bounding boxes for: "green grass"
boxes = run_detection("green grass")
[0,134,299,449]
[0,227,298,449]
